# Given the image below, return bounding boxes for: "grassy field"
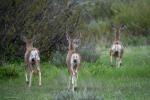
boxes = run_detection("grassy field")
[0,46,150,100]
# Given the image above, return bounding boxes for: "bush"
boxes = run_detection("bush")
[112,0,150,35]
[51,51,66,66]
[80,42,100,62]
[0,65,19,79]
[51,42,101,66]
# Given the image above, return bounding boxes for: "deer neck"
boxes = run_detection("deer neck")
[26,44,33,51]
[115,30,120,41]
[68,48,76,53]
[68,43,76,52]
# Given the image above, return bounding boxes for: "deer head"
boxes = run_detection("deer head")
[66,33,81,51]
[21,36,36,51]
[112,24,126,41]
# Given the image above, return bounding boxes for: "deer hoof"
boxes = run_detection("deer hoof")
[111,64,113,67]
[26,81,29,84]
[74,87,77,91]
[28,85,31,88]
[120,63,122,66]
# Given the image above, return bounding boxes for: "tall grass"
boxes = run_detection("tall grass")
[0,64,19,79]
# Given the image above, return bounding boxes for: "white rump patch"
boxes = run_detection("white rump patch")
[71,53,80,64]
[29,49,40,62]
[111,44,122,52]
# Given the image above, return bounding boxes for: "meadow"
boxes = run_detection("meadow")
[0,46,150,100]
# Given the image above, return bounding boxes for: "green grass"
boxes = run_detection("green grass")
[0,46,150,100]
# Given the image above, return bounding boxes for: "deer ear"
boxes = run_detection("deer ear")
[21,36,27,43]
[111,24,116,31]
[120,24,126,30]
[78,33,82,44]
[32,35,37,43]
[66,33,70,41]
[79,32,82,39]
[78,39,81,45]
[76,32,82,39]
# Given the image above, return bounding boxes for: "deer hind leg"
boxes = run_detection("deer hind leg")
[74,64,79,91]
[71,74,76,92]
[117,53,122,68]
[37,67,41,86]
[68,77,70,89]
[29,70,33,87]
[119,57,122,66]
[25,71,29,84]
[110,55,113,66]
[35,61,42,86]
[68,72,71,90]
[120,49,123,66]
[38,71,42,86]
[68,68,72,90]
[68,75,74,92]
[25,67,29,84]
[71,76,75,92]
[116,57,119,68]
[110,50,113,66]
[74,72,78,91]
[115,57,117,68]
[68,76,71,90]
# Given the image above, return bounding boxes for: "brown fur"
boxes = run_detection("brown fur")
[66,33,81,91]
[66,40,81,75]
[22,36,41,87]
[110,25,125,67]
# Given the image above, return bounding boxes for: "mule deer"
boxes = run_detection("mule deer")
[110,25,126,68]
[66,33,81,92]
[22,36,41,87]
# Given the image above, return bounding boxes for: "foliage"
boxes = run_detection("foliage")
[51,51,66,66]
[50,46,100,66]
[0,64,19,79]
[0,0,150,64]
[80,42,100,62]
[112,0,150,35]
[0,0,82,64]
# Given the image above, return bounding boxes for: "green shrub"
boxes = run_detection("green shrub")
[0,65,19,79]
[112,0,150,35]
[80,42,100,62]
[51,51,66,66]
[51,43,101,66]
